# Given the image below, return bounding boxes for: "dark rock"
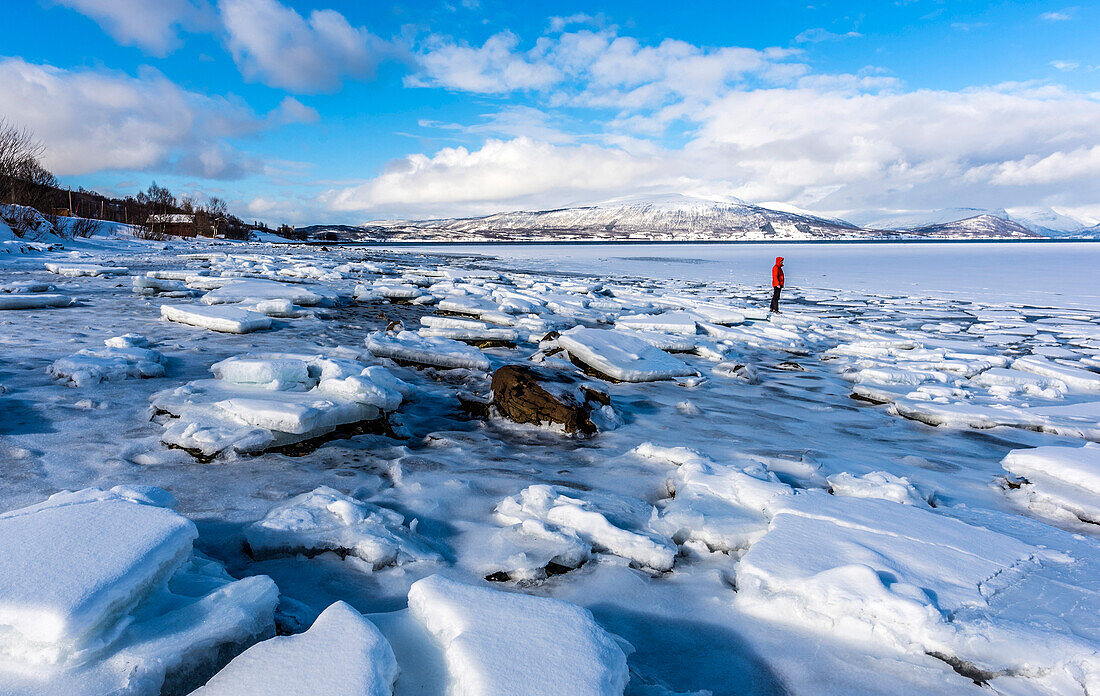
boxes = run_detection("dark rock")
[490,364,610,435]
[775,361,806,371]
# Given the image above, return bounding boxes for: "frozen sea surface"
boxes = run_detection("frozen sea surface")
[372,240,1100,308]
[1,236,1098,695]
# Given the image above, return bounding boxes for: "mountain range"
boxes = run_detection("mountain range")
[299,194,1099,242]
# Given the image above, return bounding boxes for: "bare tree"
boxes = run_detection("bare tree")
[0,120,58,215]
[207,196,228,218]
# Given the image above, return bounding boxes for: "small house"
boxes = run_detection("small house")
[147,214,195,238]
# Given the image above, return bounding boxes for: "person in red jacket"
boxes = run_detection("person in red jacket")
[770,257,784,313]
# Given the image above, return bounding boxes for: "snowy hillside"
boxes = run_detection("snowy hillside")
[908,214,1038,239]
[305,195,1089,242]
[354,193,871,242]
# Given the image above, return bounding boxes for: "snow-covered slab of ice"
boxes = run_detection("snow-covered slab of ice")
[737,491,1040,661]
[132,275,191,296]
[418,316,519,343]
[826,471,930,506]
[365,331,491,371]
[407,575,629,696]
[639,445,791,552]
[497,484,675,571]
[610,329,696,352]
[0,488,197,666]
[190,601,397,696]
[615,311,700,335]
[0,293,72,310]
[44,262,126,277]
[245,486,439,568]
[1011,355,1100,393]
[1002,444,1100,523]
[556,327,696,382]
[153,355,404,456]
[49,343,165,387]
[161,304,273,334]
[201,278,337,306]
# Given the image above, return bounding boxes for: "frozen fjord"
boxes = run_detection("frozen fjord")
[0,237,1098,696]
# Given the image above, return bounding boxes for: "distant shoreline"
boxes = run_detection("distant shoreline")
[329,237,1100,247]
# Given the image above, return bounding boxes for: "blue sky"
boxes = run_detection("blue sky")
[3,0,1099,224]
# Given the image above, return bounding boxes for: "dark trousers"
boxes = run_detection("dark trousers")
[770,286,782,312]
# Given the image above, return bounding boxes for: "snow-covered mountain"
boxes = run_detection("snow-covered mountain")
[907,214,1037,239]
[849,206,1093,238]
[1005,207,1096,237]
[351,193,869,242]
[848,208,1008,231]
[302,194,1088,242]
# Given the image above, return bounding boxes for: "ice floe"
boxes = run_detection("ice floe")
[152,353,406,456]
[161,304,273,334]
[190,601,397,696]
[555,327,697,382]
[49,338,165,387]
[245,486,439,568]
[1002,444,1100,524]
[407,574,629,696]
[0,488,278,696]
[365,331,491,371]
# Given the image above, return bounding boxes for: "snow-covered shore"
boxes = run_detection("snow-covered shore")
[1,235,1098,695]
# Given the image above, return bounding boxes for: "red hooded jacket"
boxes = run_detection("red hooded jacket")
[772,257,785,288]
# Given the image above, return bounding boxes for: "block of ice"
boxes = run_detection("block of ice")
[365,331,491,371]
[0,293,72,310]
[556,327,696,382]
[190,601,397,696]
[407,575,629,696]
[245,486,439,568]
[161,304,272,334]
[0,488,197,666]
[1002,443,1100,523]
[200,279,335,306]
[50,345,165,387]
[152,356,405,456]
[1011,355,1100,394]
[497,485,675,571]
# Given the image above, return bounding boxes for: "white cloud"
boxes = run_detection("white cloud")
[324,137,668,216]
[219,0,391,93]
[0,57,303,178]
[1051,60,1080,71]
[971,145,1100,186]
[1040,9,1074,21]
[794,28,863,43]
[325,82,1100,217]
[407,32,562,93]
[269,96,321,125]
[410,27,805,115]
[51,0,215,56]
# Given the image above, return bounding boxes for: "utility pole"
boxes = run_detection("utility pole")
[68,188,72,215]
